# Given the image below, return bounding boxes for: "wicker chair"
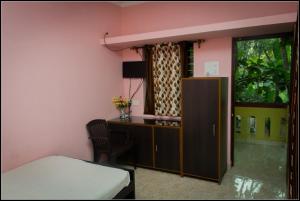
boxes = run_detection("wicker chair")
[86,119,135,166]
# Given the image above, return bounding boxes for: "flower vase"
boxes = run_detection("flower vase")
[119,108,127,119]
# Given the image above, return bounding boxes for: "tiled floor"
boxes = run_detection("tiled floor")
[135,142,287,199]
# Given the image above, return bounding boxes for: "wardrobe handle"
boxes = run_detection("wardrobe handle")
[213,124,216,137]
[155,145,158,152]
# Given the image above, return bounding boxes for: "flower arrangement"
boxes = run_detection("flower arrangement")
[112,96,130,109]
[112,96,132,119]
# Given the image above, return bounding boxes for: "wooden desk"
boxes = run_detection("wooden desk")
[108,116,181,128]
[107,116,181,174]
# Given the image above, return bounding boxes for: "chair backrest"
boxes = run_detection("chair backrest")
[86,119,111,153]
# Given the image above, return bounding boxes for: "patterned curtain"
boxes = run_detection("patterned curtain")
[152,42,182,117]
[144,45,155,115]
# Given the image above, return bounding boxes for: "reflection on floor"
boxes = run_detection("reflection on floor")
[135,142,287,199]
[232,141,287,199]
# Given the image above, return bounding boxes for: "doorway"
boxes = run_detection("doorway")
[231,33,293,199]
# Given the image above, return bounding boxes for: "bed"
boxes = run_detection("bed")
[1,155,135,199]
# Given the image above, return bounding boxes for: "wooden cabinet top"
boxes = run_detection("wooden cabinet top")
[108,116,181,128]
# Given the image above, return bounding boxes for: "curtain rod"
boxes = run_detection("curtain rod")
[131,39,206,51]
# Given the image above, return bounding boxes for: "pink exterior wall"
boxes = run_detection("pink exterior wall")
[120,2,298,167]
[1,2,122,172]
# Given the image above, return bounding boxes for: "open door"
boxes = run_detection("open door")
[287,15,298,199]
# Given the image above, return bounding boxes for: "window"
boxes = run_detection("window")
[234,35,292,104]
[235,115,242,133]
[264,117,271,137]
[185,42,194,77]
[249,116,256,134]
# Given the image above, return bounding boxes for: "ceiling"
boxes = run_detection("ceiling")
[106,1,146,7]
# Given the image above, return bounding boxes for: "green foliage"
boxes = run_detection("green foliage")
[235,37,292,104]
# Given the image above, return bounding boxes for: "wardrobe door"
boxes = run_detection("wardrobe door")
[182,79,219,180]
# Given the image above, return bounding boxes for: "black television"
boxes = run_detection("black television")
[122,61,146,78]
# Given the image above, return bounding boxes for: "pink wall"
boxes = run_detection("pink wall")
[122,49,144,116]
[121,2,298,35]
[1,2,122,172]
[194,38,232,77]
[2,2,298,172]
[120,2,298,167]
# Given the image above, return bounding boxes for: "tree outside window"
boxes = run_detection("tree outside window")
[235,35,292,104]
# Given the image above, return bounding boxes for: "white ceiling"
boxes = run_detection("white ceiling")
[107,1,146,7]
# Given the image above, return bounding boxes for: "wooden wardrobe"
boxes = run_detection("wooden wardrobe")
[181,77,228,183]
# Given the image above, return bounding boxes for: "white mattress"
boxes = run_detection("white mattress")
[1,156,130,200]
